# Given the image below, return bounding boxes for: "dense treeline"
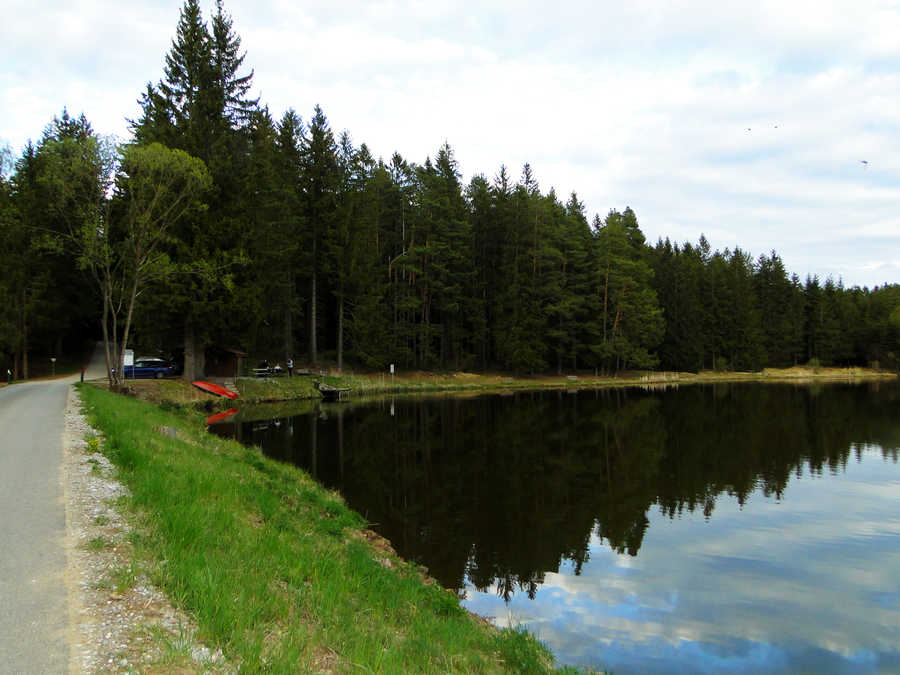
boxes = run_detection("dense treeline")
[650,241,900,371]
[1,0,897,379]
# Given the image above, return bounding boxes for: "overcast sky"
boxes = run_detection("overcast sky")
[2,0,898,288]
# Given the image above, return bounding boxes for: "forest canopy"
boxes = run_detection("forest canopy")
[1,0,897,379]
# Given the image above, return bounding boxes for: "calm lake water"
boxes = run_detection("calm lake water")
[210,381,900,674]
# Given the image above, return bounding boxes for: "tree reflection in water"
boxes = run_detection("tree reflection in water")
[211,382,900,602]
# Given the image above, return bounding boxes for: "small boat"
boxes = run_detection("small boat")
[313,380,351,402]
[192,380,239,399]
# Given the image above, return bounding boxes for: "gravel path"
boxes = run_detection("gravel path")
[1,343,228,673]
[63,386,226,673]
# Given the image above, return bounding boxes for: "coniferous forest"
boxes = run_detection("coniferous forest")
[1,0,898,381]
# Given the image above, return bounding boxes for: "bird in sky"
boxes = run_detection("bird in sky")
[860,160,869,168]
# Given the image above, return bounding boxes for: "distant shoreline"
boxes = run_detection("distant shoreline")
[94,365,898,409]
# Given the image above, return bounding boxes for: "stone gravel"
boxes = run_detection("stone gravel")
[63,387,231,673]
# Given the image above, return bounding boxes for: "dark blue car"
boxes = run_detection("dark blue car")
[123,358,176,379]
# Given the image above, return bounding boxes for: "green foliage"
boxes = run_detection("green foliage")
[649,234,896,373]
[4,0,897,385]
[85,435,101,453]
[591,208,664,372]
[77,383,574,672]
[495,627,555,674]
[85,535,109,552]
[131,0,259,376]
[0,111,108,378]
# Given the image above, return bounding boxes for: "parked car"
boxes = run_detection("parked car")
[123,358,177,379]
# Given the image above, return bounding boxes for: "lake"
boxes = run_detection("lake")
[209,381,900,674]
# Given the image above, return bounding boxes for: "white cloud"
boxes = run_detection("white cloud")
[2,0,898,286]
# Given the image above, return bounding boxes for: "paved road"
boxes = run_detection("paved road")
[0,345,106,673]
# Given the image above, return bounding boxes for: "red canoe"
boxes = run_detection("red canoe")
[192,380,239,399]
[205,408,239,425]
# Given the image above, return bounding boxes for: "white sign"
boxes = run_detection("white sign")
[390,364,394,374]
[123,349,134,366]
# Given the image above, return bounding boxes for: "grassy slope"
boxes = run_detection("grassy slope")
[91,365,898,413]
[235,366,897,404]
[98,365,897,410]
[77,384,580,674]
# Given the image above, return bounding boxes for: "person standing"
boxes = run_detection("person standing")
[287,357,294,377]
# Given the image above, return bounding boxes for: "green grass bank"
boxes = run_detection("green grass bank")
[102,365,896,413]
[77,384,585,673]
[234,372,517,403]
[233,365,897,404]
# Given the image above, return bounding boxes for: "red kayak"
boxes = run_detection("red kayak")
[205,408,238,425]
[192,380,239,400]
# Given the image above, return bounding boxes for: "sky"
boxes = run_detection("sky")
[2,0,899,288]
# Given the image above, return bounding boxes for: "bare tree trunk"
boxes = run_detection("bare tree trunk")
[309,240,317,365]
[14,299,22,380]
[109,293,121,387]
[337,294,343,372]
[184,321,205,381]
[117,274,140,384]
[284,270,294,360]
[22,304,28,380]
[602,266,609,345]
[100,286,114,386]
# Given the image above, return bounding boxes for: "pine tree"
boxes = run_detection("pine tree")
[210,0,257,127]
[723,247,764,370]
[153,0,214,159]
[235,107,297,359]
[428,142,475,368]
[467,172,496,368]
[345,147,392,368]
[754,251,795,366]
[272,108,305,359]
[591,208,663,371]
[301,105,339,365]
[561,192,593,370]
[27,112,109,376]
[131,0,258,379]
[496,164,548,373]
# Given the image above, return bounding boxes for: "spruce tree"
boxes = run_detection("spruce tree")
[591,208,663,371]
[273,109,305,359]
[301,105,339,365]
[131,0,258,379]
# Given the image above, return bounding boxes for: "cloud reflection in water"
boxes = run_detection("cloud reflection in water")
[463,453,900,674]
